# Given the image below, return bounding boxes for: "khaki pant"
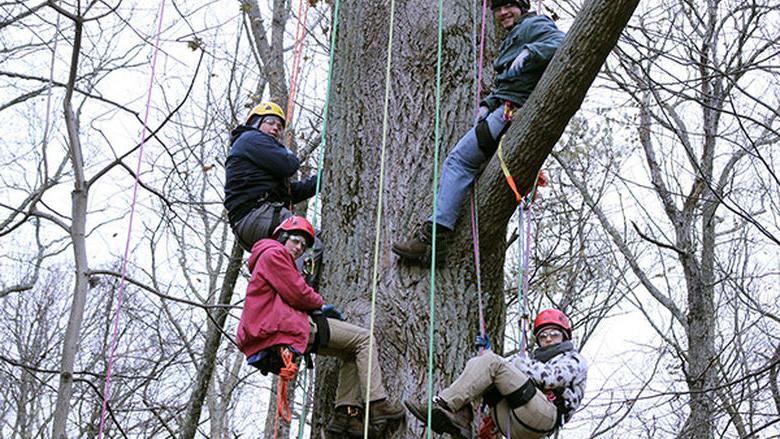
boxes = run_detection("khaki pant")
[307,318,387,407]
[439,351,557,439]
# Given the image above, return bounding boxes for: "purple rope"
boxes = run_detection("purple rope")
[470,1,489,434]
[97,2,165,437]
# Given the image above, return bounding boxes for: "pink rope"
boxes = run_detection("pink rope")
[470,0,489,432]
[473,0,489,117]
[97,2,165,436]
[470,0,489,342]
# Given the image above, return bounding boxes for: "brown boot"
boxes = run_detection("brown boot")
[326,405,363,437]
[368,399,405,422]
[391,222,452,262]
[404,396,472,439]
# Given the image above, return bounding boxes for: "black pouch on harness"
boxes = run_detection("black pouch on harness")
[248,347,286,376]
[475,118,511,156]
[308,314,331,354]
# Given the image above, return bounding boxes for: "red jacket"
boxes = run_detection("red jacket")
[236,239,324,356]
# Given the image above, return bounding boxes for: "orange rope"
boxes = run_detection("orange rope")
[477,413,497,439]
[273,348,298,439]
[285,0,311,145]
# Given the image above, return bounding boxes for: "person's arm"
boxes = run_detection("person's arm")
[257,246,324,310]
[238,134,302,178]
[520,18,564,71]
[290,175,317,203]
[512,351,587,390]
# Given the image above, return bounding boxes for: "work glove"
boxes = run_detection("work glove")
[320,304,345,320]
[475,333,492,352]
[506,48,530,77]
[475,105,490,124]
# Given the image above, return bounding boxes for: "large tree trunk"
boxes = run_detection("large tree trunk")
[312,0,638,437]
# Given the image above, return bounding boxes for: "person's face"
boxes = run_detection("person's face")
[493,5,523,30]
[536,327,565,348]
[259,116,284,139]
[283,234,308,260]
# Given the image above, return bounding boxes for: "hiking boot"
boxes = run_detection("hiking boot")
[326,405,363,437]
[368,399,405,422]
[365,399,404,437]
[404,396,472,439]
[391,221,452,262]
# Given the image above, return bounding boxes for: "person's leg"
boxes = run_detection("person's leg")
[234,203,292,251]
[491,393,557,439]
[318,319,388,403]
[430,106,508,230]
[391,107,508,261]
[439,350,526,410]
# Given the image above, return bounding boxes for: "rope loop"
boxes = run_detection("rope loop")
[273,348,298,439]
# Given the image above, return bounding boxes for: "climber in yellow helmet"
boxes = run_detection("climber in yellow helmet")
[224,101,318,252]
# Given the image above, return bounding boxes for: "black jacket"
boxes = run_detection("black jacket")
[224,126,316,226]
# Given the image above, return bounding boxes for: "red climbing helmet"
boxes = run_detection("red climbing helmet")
[272,216,315,247]
[533,309,572,340]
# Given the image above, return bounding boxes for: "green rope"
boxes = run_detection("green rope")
[426,0,445,438]
[363,0,396,437]
[297,2,340,438]
[309,0,341,232]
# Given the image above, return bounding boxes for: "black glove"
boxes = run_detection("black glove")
[320,304,345,320]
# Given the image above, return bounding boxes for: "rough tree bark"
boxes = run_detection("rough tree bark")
[312,0,638,437]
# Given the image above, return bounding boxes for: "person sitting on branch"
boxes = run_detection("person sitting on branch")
[224,102,317,252]
[235,216,404,437]
[392,0,564,262]
[405,309,587,439]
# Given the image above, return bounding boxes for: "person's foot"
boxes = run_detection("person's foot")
[368,398,405,422]
[326,405,363,436]
[391,222,451,262]
[404,396,472,439]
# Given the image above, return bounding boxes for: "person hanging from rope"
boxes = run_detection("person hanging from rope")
[235,216,405,437]
[224,102,318,252]
[404,309,587,439]
[392,0,564,262]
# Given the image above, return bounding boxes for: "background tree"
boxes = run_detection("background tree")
[555,0,780,437]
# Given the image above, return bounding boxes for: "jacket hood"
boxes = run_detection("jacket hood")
[247,239,288,272]
[230,125,255,143]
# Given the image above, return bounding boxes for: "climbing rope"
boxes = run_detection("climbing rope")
[469,0,490,347]
[310,0,341,232]
[285,0,311,144]
[277,2,313,437]
[470,0,490,435]
[97,2,165,438]
[274,348,298,439]
[422,1,446,438]
[363,0,397,437]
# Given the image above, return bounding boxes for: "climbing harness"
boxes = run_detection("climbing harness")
[97,2,165,438]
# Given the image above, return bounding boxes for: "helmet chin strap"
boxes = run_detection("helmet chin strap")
[277,231,290,245]
[250,115,264,130]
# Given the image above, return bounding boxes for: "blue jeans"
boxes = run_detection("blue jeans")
[429,106,509,230]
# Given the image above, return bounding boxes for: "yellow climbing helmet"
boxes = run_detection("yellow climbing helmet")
[246,101,286,127]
